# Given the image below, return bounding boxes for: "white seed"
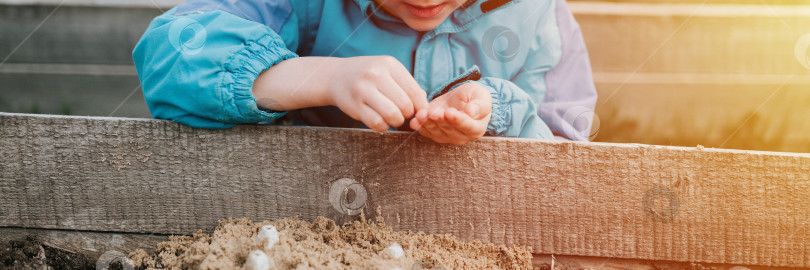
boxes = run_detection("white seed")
[243,250,271,270]
[383,243,404,259]
[257,225,279,249]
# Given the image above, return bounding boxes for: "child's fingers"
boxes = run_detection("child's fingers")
[390,62,429,112]
[409,117,423,131]
[441,126,472,145]
[414,110,429,125]
[416,118,450,142]
[417,124,445,143]
[428,107,446,122]
[424,120,437,129]
[465,95,492,120]
[456,117,483,135]
[429,118,471,145]
[445,108,467,125]
[411,115,436,131]
[364,91,405,127]
[357,104,389,132]
[432,126,452,143]
[446,108,486,136]
[464,103,480,118]
[433,118,451,131]
[417,116,476,145]
[378,74,416,118]
[452,118,479,136]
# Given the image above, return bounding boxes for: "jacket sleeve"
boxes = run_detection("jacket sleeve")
[479,0,597,141]
[469,78,555,139]
[535,0,598,141]
[132,0,313,129]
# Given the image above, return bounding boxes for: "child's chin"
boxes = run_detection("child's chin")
[404,20,442,32]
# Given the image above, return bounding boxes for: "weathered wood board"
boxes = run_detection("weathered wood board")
[571,1,810,152]
[0,228,167,258]
[1,113,809,268]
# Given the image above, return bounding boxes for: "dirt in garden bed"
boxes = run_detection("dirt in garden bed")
[0,235,98,270]
[129,213,534,270]
[0,225,733,270]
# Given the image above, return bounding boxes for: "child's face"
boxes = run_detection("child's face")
[377,0,468,31]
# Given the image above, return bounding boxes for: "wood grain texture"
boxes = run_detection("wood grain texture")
[573,5,810,153]
[0,228,167,259]
[1,113,809,267]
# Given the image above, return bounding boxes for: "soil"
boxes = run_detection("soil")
[0,217,729,270]
[128,214,535,270]
[0,235,100,270]
[0,228,737,270]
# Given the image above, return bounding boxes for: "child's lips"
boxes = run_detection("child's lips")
[405,3,444,19]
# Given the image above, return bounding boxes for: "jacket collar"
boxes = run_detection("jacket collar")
[352,0,519,28]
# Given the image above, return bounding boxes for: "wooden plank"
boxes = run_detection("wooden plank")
[575,3,810,76]
[1,228,793,270]
[570,2,810,17]
[0,228,166,260]
[591,83,810,153]
[572,3,810,152]
[570,0,810,5]
[1,113,809,268]
[530,254,803,270]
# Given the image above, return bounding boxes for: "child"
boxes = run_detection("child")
[133,0,597,145]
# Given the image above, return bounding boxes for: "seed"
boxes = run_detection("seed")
[257,225,279,249]
[244,250,271,270]
[384,242,404,259]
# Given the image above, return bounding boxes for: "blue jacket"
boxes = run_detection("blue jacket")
[133,0,597,140]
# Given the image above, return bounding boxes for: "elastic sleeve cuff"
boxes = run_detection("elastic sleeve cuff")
[220,34,298,123]
[469,81,511,136]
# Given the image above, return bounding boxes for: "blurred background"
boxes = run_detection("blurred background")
[1,0,809,153]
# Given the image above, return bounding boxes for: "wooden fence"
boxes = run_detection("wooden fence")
[1,112,809,268]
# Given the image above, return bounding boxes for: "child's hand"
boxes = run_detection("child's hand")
[409,82,492,145]
[328,56,429,132]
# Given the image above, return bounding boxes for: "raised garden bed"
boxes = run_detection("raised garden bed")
[1,113,809,269]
